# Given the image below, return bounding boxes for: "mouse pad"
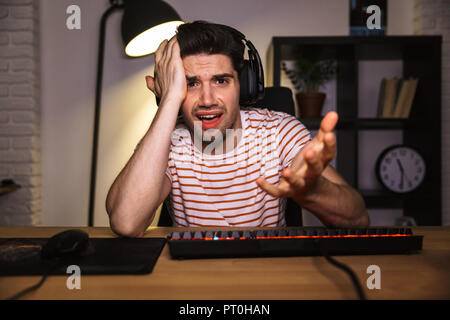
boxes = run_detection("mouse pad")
[0,237,166,276]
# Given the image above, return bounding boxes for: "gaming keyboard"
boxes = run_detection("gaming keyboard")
[167,227,423,259]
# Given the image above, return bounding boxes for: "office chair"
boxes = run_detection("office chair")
[158,86,303,226]
[256,86,303,227]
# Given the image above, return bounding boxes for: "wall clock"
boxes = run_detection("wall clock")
[375,145,426,194]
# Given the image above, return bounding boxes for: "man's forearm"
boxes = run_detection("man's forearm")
[106,98,179,236]
[294,176,369,228]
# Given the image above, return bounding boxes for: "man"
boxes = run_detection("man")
[106,21,369,237]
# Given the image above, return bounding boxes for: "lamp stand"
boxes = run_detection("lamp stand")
[88,0,124,226]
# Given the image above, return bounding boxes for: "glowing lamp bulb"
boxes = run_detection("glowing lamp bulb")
[125,21,184,57]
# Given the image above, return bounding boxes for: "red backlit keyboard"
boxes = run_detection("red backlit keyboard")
[167,227,423,259]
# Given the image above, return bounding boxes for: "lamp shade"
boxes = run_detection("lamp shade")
[121,0,184,57]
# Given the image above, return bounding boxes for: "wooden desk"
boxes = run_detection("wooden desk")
[1,226,449,300]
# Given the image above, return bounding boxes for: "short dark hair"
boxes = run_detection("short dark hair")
[176,21,245,76]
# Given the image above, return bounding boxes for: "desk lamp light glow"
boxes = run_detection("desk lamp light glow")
[125,21,184,56]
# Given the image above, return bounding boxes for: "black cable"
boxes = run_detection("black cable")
[317,239,367,300]
[6,260,62,300]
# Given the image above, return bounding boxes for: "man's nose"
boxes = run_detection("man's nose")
[199,84,216,106]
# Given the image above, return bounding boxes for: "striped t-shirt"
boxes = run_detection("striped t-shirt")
[164,108,311,227]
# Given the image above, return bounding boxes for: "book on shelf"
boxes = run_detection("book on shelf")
[376,78,386,118]
[400,78,419,118]
[377,77,419,118]
[378,78,399,118]
[392,79,409,118]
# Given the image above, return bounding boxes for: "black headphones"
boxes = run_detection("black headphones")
[215,24,265,106]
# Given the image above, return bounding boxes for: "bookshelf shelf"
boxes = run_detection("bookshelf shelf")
[301,118,413,130]
[360,190,404,209]
[269,36,442,225]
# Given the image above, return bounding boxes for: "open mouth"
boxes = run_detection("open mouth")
[195,111,224,129]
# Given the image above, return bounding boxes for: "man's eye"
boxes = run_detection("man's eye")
[216,78,227,84]
[187,81,197,87]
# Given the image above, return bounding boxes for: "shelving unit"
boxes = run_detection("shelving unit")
[268,36,442,225]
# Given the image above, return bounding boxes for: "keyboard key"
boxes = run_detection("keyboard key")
[242,231,252,239]
[220,231,229,238]
[205,231,214,239]
[182,231,192,240]
[256,230,265,238]
[317,229,326,236]
[231,231,241,239]
[278,229,287,237]
[288,230,297,237]
[171,232,181,240]
[193,231,203,239]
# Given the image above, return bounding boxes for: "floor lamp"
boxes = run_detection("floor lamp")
[88,0,184,226]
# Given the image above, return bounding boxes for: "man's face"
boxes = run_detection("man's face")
[180,53,241,145]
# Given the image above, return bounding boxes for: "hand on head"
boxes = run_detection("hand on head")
[145,36,187,106]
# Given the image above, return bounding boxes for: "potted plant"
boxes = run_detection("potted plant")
[281,47,337,118]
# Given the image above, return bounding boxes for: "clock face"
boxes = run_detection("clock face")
[376,145,426,193]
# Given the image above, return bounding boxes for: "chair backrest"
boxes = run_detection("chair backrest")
[256,86,296,116]
[256,86,303,226]
[158,86,303,226]
[158,200,172,226]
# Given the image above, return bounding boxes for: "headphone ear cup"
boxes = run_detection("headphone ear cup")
[239,60,257,106]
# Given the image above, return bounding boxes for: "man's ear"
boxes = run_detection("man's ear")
[145,76,155,93]
[145,76,161,106]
